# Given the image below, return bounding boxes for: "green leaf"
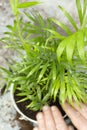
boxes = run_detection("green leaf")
[17,97,29,103]
[17,92,27,96]
[72,91,79,104]
[24,12,36,22]
[0,67,11,75]
[76,30,85,61]
[83,0,87,19]
[76,0,83,25]
[27,62,42,78]
[23,43,32,56]
[51,18,73,35]
[82,16,87,28]
[27,95,35,100]
[18,66,30,74]
[26,101,42,111]
[59,5,78,31]
[53,77,60,101]
[52,62,57,81]
[42,93,50,102]
[6,25,13,30]
[66,35,76,63]
[56,39,66,62]
[59,80,66,104]
[10,0,18,15]
[18,1,39,8]
[37,87,41,100]
[37,62,48,82]
[10,0,15,14]
[57,28,86,63]
[66,84,73,104]
[46,29,65,39]
[51,77,60,100]
[13,76,27,82]
[5,80,12,93]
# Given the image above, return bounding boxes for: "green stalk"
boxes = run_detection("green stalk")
[16,15,25,45]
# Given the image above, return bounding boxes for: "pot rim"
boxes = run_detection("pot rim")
[10,84,37,126]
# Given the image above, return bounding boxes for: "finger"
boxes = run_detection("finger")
[42,105,56,130]
[36,112,46,130]
[72,102,87,120]
[33,127,39,130]
[63,102,87,130]
[51,106,68,130]
[68,125,74,130]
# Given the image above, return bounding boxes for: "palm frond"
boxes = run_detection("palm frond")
[76,0,83,25]
[57,28,86,63]
[58,5,78,31]
[50,18,73,35]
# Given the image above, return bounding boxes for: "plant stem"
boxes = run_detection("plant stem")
[16,15,25,45]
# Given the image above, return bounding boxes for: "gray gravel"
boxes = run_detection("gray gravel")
[0,91,20,130]
[0,1,24,130]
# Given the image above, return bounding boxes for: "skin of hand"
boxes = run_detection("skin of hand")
[33,102,87,130]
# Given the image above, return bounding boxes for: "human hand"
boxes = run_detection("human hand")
[33,102,87,130]
[63,102,87,130]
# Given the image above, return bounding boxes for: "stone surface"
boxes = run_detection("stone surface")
[0,0,33,130]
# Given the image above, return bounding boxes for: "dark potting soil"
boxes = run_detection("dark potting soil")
[14,91,38,120]
[14,89,77,130]
[14,90,65,121]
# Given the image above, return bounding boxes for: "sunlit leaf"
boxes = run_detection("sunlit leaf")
[54,77,60,101]
[5,80,12,93]
[38,62,48,82]
[17,97,29,103]
[66,83,73,104]
[51,77,60,100]
[76,30,85,61]
[82,16,87,29]
[59,6,78,31]
[27,62,42,78]
[51,18,73,35]
[18,1,39,8]
[59,80,66,104]
[56,39,66,62]
[52,62,57,81]
[76,0,83,25]
[10,0,18,15]
[46,29,65,39]
[0,67,11,75]
[37,87,41,100]
[42,93,50,102]
[83,0,87,19]
[66,35,76,63]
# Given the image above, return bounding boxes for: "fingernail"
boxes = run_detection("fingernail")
[51,106,57,111]
[33,127,38,130]
[43,105,49,111]
[36,112,43,120]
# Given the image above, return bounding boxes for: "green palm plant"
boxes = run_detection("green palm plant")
[46,0,87,104]
[47,0,87,62]
[0,0,87,112]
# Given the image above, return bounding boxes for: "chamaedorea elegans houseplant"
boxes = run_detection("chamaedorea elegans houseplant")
[0,0,87,124]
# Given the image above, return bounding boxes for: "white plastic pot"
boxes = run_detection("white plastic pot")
[10,84,37,126]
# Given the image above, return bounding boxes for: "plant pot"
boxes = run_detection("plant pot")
[10,84,38,126]
[10,84,71,127]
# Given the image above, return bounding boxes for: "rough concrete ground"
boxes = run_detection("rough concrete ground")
[0,0,33,129]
